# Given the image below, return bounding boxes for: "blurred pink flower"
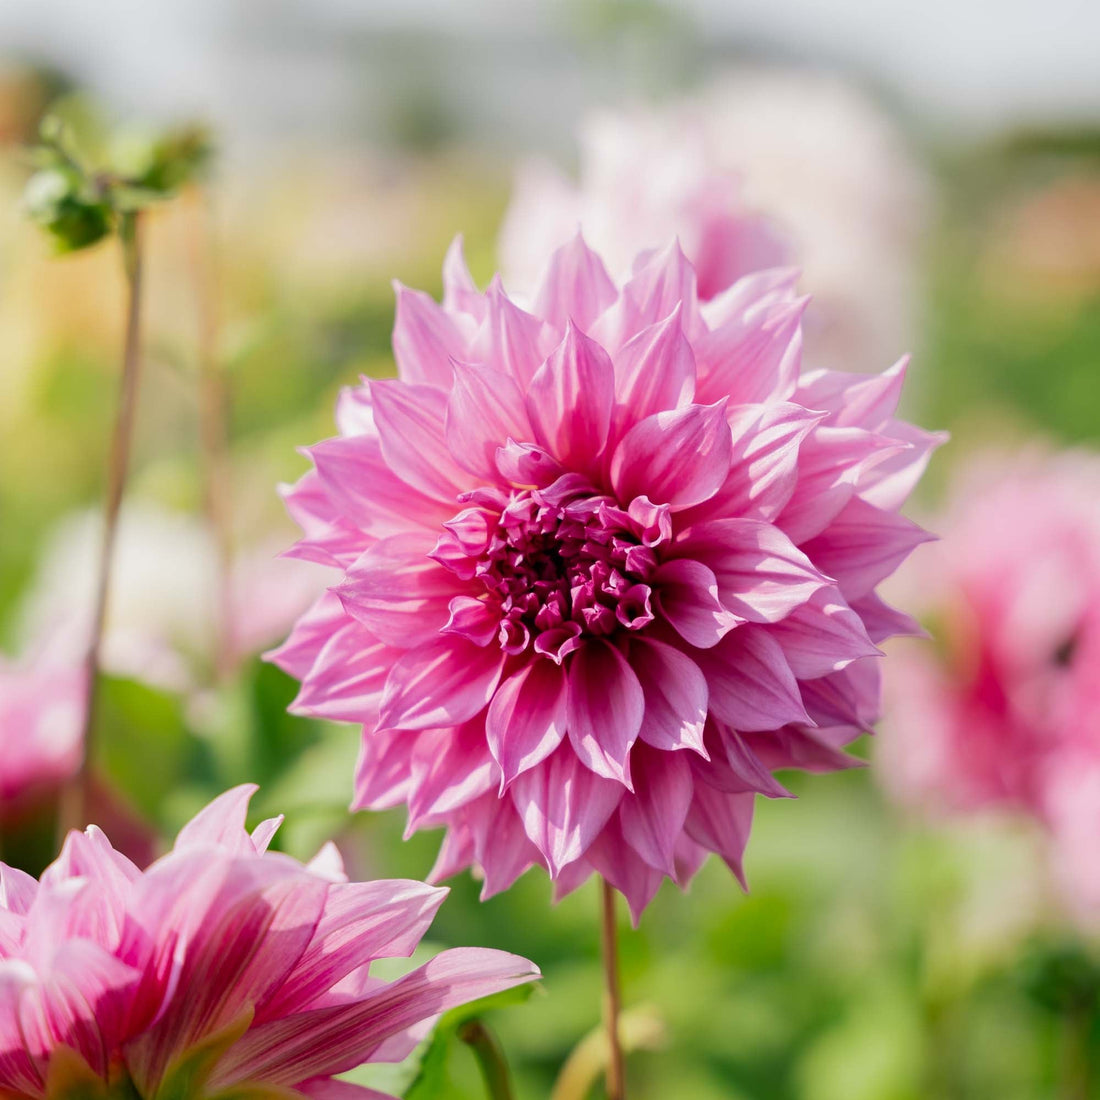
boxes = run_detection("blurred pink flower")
[500,108,788,304]
[0,636,84,815]
[879,453,1100,917]
[500,72,928,375]
[271,236,940,921]
[0,785,537,1100]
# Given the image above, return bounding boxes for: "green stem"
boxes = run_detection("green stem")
[60,210,145,836]
[458,1018,516,1100]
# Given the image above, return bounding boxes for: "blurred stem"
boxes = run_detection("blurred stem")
[601,877,626,1100]
[187,185,234,682]
[1060,1002,1094,1100]
[457,1019,515,1100]
[61,211,145,835]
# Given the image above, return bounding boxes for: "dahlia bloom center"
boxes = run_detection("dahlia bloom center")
[434,478,669,661]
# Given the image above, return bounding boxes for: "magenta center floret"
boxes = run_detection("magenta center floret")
[433,476,671,662]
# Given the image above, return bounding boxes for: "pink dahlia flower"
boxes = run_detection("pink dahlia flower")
[0,636,84,816]
[272,236,941,920]
[878,453,1100,917]
[0,785,537,1099]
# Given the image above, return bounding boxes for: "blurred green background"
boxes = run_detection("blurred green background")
[1,2,1100,1097]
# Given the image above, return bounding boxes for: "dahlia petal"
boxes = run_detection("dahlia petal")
[472,278,555,387]
[298,1077,398,1100]
[391,282,468,389]
[698,267,802,331]
[353,730,417,812]
[708,724,792,798]
[697,626,810,732]
[708,403,823,523]
[446,360,533,482]
[469,796,542,899]
[334,383,376,437]
[406,721,499,828]
[593,240,701,349]
[533,231,618,333]
[378,637,505,732]
[441,235,485,321]
[266,592,346,684]
[675,518,829,624]
[587,818,664,927]
[441,596,499,647]
[290,621,393,724]
[684,786,754,887]
[858,422,948,511]
[566,641,644,788]
[694,297,807,406]
[209,948,538,1088]
[773,425,897,545]
[848,591,925,644]
[765,589,880,678]
[336,534,465,649]
[610,402,733,511]
[369,380,470,503]
[652,558,740,648]
[494,439,565,488]
[618,746,693,875]
[795,357,907,430]
[173,785,260,855]
[0,865,38,915]
[627,637,708,755]
[742,724,865,774]
[527,322,615,474]
[801,496,933,601]
[510,744,624,874]
[801,658,881,732]
[309,435,451,539]
[280,471,365,569]
[486,660,568,787]
[613,304,697,425]
[260,880,448,1021]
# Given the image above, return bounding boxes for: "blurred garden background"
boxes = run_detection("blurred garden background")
[2,2,1100,1097]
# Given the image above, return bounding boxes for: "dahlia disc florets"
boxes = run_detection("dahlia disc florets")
[272,234,942,920]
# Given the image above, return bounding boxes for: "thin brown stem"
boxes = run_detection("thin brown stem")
[600,877,625,1100]
[61,212,145,835]
[187,186,233,681]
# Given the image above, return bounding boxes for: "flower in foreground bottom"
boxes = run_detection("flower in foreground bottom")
[272,236,942,920]
[0,785,538,1100]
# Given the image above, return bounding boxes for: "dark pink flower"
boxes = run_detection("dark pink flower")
[879,453,1100,918]
[272,237,940,920]
[0,785,537,1099]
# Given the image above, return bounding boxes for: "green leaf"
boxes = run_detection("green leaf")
[94,675,214,824]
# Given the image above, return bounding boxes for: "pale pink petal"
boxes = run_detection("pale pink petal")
[652,558,740,648]
[766,589,880,678]
[610,402,732,511]
[379,638,505,732]
[566,641,644,787]
[527,322,615,475]
[613,304,696,425]
[486,660,568,787]
[533,231,617,333]
[445,360,533,482]
[391,282,468,389]
[696,626,811,732]
[627,637,708,755]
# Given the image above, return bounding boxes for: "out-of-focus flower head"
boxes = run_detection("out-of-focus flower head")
[0,634,84,816]
[19,502,324,691]
[0,784,538,1099]
[500,68,928,374]
[879,452,1100,921]
[271,233,941,921]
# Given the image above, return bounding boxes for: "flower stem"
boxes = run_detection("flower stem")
[458,1018,516,1100]
[601,877,626,1100]
[61,210,145,834]
[187,186,233,681]
[1060,1000,1094,1100]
